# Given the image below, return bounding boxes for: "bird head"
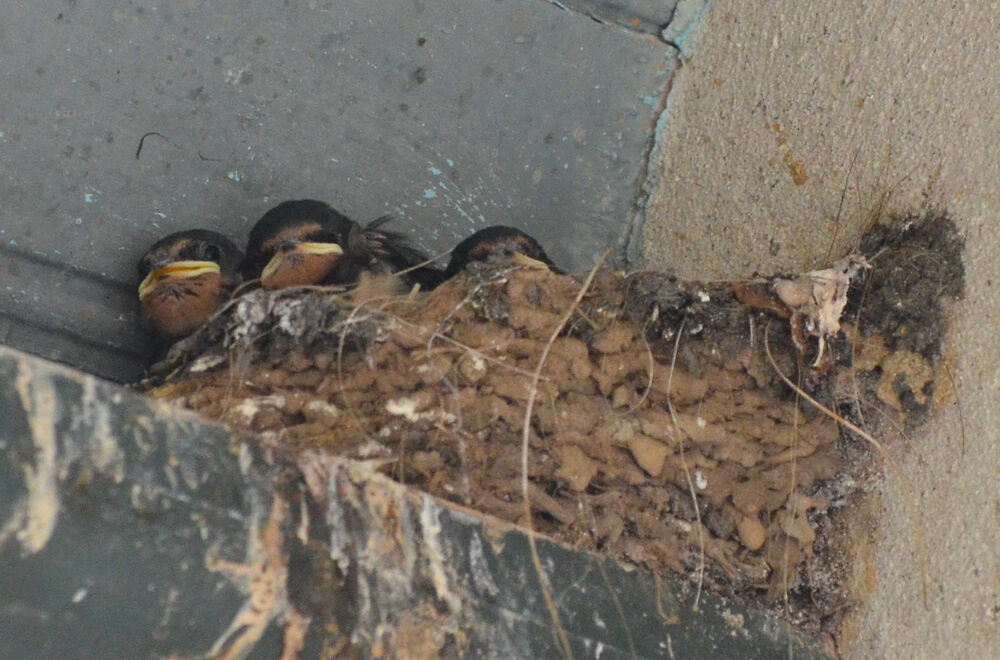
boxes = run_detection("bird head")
[136,229,243,339]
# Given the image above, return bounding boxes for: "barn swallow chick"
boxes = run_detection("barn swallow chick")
[361,215,446,290]
[243,199,444,290]
[137,229,244,340]
[443,225,561,278]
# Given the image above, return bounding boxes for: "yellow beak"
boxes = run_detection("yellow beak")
[260,241,344,282]
[511,252,551,270]
[138,260,221,300]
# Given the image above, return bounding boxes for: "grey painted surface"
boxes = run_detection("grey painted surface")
[0,0,682,382]
[555,0,679,33]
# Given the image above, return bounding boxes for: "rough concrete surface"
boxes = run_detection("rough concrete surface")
[642,1,1000,656]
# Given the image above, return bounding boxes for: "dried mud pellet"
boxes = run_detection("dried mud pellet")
[254,369,287,388]
[279,391,309,415]
[723,358,744,372]
[450,322,515,351]
[553,445,599,491]
[876,349,933,409]
[526,484,574,525]
[454,387,478,408]
[766,416,835,448]
[673,412,729,444]
[252,406,285,432]
[333,368,377,393]
[666,485,697,521]
[611,385,632,409]
[488,372,557,402]
[764,438,820,464]
[457,353,488,383]
[635,511,673,541]
[627,434,669,477]
[705,436,764,468]
[734,349,771,387]
[649,366,708,405]
[787,490,827,514]
[592,352,649,395]
[703,507,734,540]
[285,349,313,372]
[730,483,763,515]
[594,513,625,546]
[765,399,804,425]
[414,353,453,385]
[476,492,525,522]
[591,325,635,354]
[701,367,751,392]
[508,305,561,336]
[390,326,428,349]
[734,511,767,551]
[312,351,335,371]
[555,430,608,463]
[550,393,603,434]
[410,450,444,474]
[665,449,717,472]
[553,335,589,360]
[688,466,734,508]
[461,395,506,432]
[608,447,649,485]
[593,417,635,446]
[546,337,592,383]
[777,508,816,550]
[637,408,676,442]
[496,401,527,430]
[302,399,340,426]
[725,415,776,441]
[375,369,416,394]
[620,539,648,564]
[284,370,324,388]
[282,421,330,442]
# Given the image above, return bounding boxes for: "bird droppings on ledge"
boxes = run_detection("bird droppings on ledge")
[140,211,964,641]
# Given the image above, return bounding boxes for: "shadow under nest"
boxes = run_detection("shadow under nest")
[140,212,963,633]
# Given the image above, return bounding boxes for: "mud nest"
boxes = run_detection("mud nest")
[141,212,963,632]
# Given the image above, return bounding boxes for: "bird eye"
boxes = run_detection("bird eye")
[204,244,223,262]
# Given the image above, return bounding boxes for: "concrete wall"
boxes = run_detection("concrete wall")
[642,1,1000,656]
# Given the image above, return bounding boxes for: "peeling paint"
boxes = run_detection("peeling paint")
[2,364,61,554]
[81,379,125,483]
[206,495,302,659]
[468,532,500,597]
[419,496,463,615]
[324,472,352,574]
